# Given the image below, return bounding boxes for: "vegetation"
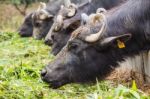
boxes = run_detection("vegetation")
[0,32,149,99]
[0,0,48,16]
[0,3,149,99]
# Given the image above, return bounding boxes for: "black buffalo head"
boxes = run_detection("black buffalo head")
[44,0,124,56]
[44,0,90,55]
[41,11,132,88]
[32,2,54,40]
[18,13,33,37]
[44,16,80,55]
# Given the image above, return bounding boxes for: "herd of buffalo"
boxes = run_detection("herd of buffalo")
[18,0,150,88]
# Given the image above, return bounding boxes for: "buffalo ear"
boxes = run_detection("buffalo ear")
[39,12,53,20]
[81,13,89,25]
[100,33,132,47]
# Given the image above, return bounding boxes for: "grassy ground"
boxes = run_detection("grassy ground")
[0,32,149,99]
[0,3,149,99]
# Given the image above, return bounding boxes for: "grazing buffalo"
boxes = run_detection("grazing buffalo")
[18,0,85,39]
[41,0,150,88]
[18,1,51,38]
[32,0,87,39]
[45,0,125,55]
[18,12,33,37]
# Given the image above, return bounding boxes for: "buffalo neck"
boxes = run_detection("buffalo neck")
[103,0,150,57]
[106,0,150,36]
[90,0,150,72]
[63,0,125,29]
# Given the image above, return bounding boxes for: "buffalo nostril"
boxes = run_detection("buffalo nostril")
[41,69,47,77]
[44,39,53,46]
[44,40,48,45]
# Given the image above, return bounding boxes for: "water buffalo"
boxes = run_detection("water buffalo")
[18,0,85,39]
[45,0,125,55]
[41,0,150,88]
[18,1,51,38]
[18,12,33,37]
[32,0,87,39]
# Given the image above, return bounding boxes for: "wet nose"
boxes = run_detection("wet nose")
[44,38,53,46]
[41,68,47,77]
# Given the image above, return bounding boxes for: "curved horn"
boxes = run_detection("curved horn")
[96,8,107,13]
[40,2,46,9]
[85,13,107,43]
[37,2,46,11]
[64,0,71,7]
[67,4,77,17]
[54,15,63,31]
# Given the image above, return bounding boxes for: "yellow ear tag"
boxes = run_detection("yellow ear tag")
[117,40,125,48]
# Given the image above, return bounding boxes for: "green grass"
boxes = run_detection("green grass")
[0,32,149,99]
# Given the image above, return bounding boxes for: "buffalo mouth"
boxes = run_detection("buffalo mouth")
[18,31,30,37]
[51,48,60,56]
[48,80,69,89]
[41,77,70,89]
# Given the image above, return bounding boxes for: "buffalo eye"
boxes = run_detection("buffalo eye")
[51,34,55,41]
[35,22,41,27]
[56,66,64,71]
[68,42,78,50]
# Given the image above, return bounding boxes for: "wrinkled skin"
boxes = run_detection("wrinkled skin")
[41,0,150,88]
[18,13,33,37]
[45,0,125,55]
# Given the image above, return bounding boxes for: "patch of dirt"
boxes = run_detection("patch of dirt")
[106,67,150,95]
